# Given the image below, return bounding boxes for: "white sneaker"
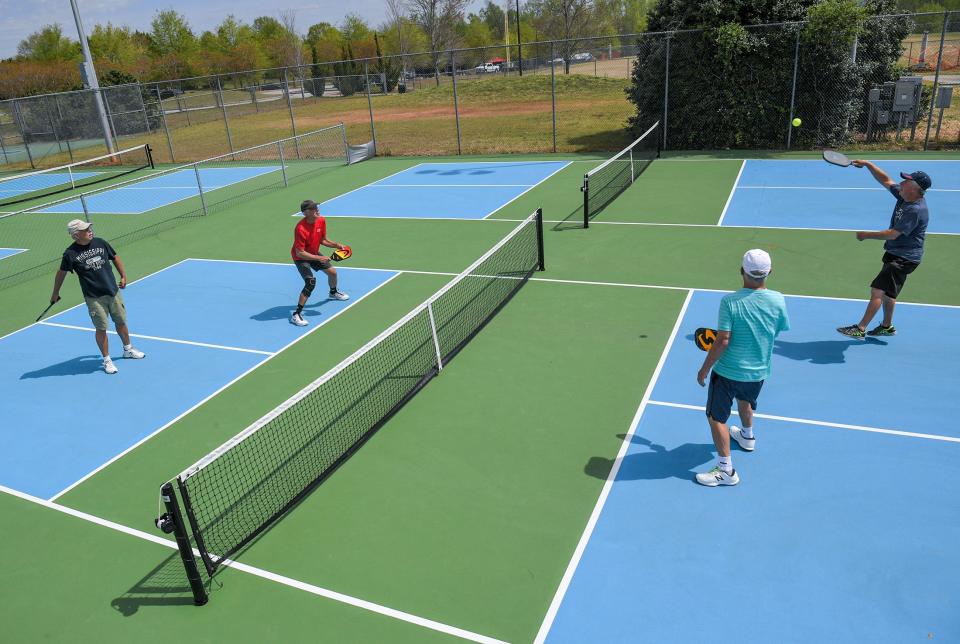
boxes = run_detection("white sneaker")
[123,346,145,359]
[103,358,118,375]
[290,312,308,326]
[730,426,755,452]
[329,290,349,301]
[696,466,739,487]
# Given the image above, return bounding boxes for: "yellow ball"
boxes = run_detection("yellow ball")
[792,117,802,127]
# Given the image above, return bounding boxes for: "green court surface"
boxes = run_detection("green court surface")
[2,150,958,643]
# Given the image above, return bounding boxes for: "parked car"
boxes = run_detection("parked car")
[550,57,566,64]
[157,88,184,99]
[571,52,593,62]
[474,63,500,73]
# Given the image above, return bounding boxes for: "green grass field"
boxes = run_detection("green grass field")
[2,149,959,642]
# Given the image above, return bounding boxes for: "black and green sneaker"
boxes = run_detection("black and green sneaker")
[867,324,896,337]
[836,324,865,339]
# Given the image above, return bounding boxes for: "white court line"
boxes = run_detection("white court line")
[738,185,960,192]
[363,183,535,188]
[648,400,960,444]
[0,247,27,258]
[0,485,506,644]
[483,161,573,219]
[533,290,694,644]
[45,262,404,501]
[716,159,746,226]
[37,321,275,356]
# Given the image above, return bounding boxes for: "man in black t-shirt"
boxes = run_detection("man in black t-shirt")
[50,219,145,374]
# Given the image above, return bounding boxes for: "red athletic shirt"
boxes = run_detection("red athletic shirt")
[291,216,327,261]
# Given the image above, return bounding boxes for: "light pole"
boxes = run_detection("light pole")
[69,0,115,153]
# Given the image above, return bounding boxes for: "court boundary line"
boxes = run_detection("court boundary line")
[533,289,694,644]
[738,185,960,192]
[483,161,572,219]
[0,484,507,644]
[36,321,276,356]
[648,400,960,444]
[0,247,28,258]
[716,159,746,226]
[44,262,404,501]
[364,183,536,188]
[38,165,283,216]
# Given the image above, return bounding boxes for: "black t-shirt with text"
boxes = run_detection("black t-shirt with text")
[60,237,119,298]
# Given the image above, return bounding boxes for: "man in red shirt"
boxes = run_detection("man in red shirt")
[290,199,349,326]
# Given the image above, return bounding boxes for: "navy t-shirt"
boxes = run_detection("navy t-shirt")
[884,185,928,263]
[60,237,119,298]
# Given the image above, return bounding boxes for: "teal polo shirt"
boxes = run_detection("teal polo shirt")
[713,288,790,383]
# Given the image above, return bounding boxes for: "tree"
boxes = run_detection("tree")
[406,0,470,84]
[529,0,593,72]
[479,1,505,41]
[88,23,145,69]
[626,0,910,149]
[148,10,198,78]
[17,24,80,62]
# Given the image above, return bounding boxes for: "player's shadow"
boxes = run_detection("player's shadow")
[585,435,715,482]
[111,552,209,615]
[250,301,326,322]
[20,355,104,379]
[774,337,887,365]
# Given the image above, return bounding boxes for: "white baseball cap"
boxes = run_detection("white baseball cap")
[67,219,92,235]
[742,249,771,279]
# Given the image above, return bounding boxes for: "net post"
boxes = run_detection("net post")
[582,176,589,228]
[145,143,155,169]
[630,149,635,183]
[193,163,208,215]
[159,482,208,606]
[535,208,545,270]
[427,302,444,372]
[277,141,288,187]
[69,166,76,189]
[340,123,349,164]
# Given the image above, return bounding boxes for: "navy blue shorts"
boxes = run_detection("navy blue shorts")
[705,372,764,423]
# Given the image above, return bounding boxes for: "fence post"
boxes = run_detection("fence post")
[216,76,235,155]
[786,32,801,149]
[451,51,462,155]
[12,100,35,169]
[154,86,176,163]
[193,163,208,215]
[277,141,288,187]
[662,36,671,151]
[923,13,949,150]
[100,89,120,152]
[364,61,378,155]
[283,69,301,159]
[551,42,557,153]
[80,194,91,224]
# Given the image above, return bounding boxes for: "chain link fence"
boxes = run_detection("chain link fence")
[1,11,957,173]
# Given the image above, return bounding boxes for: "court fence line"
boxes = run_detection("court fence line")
[0,123,351,290]
[0,10,957,171]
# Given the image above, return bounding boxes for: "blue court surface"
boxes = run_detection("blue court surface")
[0,248,26,260]
[0,171,100,201]
[545,290,960,642]
[317,161,570,219]
[0,259,398,499]
[38,166,280,215]
[722,159,960,233]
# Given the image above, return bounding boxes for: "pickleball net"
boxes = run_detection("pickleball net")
[581,120,660,228]
[0,144,153,208]
[158,208,545,604]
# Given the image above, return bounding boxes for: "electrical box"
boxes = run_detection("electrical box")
[868,88,881,103]
[936,86,954,109]
[876,110,890,125]
[892,77,922,113]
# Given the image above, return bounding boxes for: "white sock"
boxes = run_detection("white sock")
[718,456,733,474]
[740,425,754,439]
[103,356,113,362]
[123,343,132,350]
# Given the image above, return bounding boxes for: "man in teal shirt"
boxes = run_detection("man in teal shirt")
[696,249,790,487]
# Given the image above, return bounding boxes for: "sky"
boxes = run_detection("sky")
[0,0,491,60]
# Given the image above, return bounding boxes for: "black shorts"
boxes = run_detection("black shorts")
[295,259,331,282]
[870,252,918,299]
[705,372,764,424]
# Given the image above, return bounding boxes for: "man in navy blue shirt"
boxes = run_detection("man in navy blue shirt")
[837,163,930,340]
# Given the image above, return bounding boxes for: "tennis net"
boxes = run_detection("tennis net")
[158,209,545,603]
[581,120,660,228]
[0,144,152,208]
